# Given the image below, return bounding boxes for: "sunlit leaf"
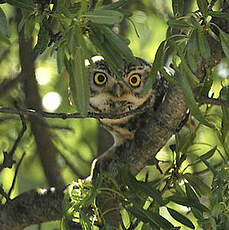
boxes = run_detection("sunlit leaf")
[200,146,217,161]
[167,207,195,229]
[84,10,123,25]
[183,173,211,196]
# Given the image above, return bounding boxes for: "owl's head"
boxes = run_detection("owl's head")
[88,57,155,114]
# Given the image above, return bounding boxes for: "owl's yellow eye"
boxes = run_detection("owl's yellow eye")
[129,74,141,87]
[93,72,107,86]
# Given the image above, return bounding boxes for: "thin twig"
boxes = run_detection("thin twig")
[9,105,27,158]
[197,96,229,107]
[0,106,27,172]
[8,152,26,197]
[0,185,10,201]
[0,105,152,120]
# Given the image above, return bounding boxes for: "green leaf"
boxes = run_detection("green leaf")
[126,204,174,229]
[140,40,167,96]
[67,47,89,116]
[0,7,10,37]
[185,183,202,207]
[197,0,209,18]
[6,0,35,10]
[197,29,211,59]
[23,14,35,39]
[34,18,50,55]
[180,66,213,128]
[167,207,195,229]
[168,194,208,212]
[219,29,229,58]
[57,46,65,74]
[220,86,229,142]
[84,10,123,25]
[200,146,217,161]
[0,7,10,45]
[186,30,202,73]
[120,167,165,205]
[102,26,136,64]
[0,32,10,45]
[172,0,184,16]
[209,11,229,21]
[102,0,127,10]
[80,212,92,230]
[168,19,190,28]
[183,173,211,196]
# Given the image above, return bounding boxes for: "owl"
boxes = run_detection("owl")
[88,57,157,147]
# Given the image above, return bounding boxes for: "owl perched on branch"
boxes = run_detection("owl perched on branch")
[87,57,167,179]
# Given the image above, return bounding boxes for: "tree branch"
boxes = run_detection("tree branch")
[16,8,65,188]
[0,187,64,230]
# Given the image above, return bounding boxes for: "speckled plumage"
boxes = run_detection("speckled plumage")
[88,57,156,146]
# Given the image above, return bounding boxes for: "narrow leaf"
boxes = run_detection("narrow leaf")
[183,173,211,196]
[0,7,10,37]
[102,26,136,64]
[197,29,211,59]
[197,0,209,17]
[80,212,92,230]
[180,67,213,128]
[84,10,123,25]
[140,40,167,96]
[168,19,190,28]
[68,48,89,116]
[209,11,229,21]
[34,18,50,55]
[219,29,229,58]
[127,204,174,228]
[172,0,184,16]
[102,0,127,10]
[0,32,10,45]
[57,46,64,74]
[220,86,229,142]
[200,146,217,161]
[6,0,35,10]
[167,207,195,229]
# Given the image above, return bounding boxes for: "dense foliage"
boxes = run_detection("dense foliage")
[0,0,228,229]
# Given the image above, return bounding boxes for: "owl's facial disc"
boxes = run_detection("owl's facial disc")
[88,58,154,115]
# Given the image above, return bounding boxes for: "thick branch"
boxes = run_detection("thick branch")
[0,187,64,230]
[16,9,65,187]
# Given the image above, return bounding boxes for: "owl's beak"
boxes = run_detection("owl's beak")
[113,82,123,97]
